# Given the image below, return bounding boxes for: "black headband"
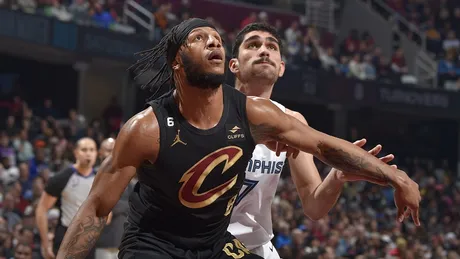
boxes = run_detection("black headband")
[129,18,217,97]
[166,18,217,66]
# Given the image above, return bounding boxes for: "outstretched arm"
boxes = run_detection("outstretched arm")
[56,108,159,259]
[285,110,394,220]
[246,97,420,225]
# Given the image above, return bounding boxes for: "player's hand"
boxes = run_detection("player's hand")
[265,141,300,158]
[393,170,421,226]
[41,245,55,259]
[334,138,397,183]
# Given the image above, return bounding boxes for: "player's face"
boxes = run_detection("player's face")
[231,30,285,84]
[178,27,226,89]
[74,139,97,168]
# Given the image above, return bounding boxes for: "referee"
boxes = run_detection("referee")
[35,137,97,259]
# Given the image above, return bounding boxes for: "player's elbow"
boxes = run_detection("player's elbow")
[85,194,112,218]
[303,210,325,221]
[300,197,327,221]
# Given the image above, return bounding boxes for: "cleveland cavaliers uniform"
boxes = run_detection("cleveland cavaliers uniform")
[228,101,287,259]
[118,85,262,259]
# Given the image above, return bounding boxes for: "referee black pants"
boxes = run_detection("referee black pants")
[53,224,96,259]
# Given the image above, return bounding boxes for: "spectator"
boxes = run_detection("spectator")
[285,21,301,49]
[3,116,17,137]
[240,12,257,29]
[436,8,450,29]
[0,134,16,166]
[307,50,322,70]
[0,156,19,186]
[28,148,47,181]
[320,47,338,72]
[153,3,173,38]
[13,129,34,163]
[68,0,90,23]
[12,242,33,259]
[38,99,58,120]
[336,56,350,77]
[443,30,460,51]
[349,54,365,80]
[343,29,360,56]
[274,19,283,36]
[1,192,21,231]
[391,47,408,74]
[362,54,377,80]
[91,3,115,28]
[258,11,268,24]
[102,97,122,134]
[438,49,459,87]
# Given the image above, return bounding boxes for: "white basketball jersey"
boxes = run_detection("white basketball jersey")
[228,100,287,250]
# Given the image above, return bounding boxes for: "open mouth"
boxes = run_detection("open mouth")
[208,50,223,61]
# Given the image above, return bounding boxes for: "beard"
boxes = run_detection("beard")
[181,52,225,89]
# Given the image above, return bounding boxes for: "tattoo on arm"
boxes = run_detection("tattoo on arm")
[317,141,389,184]
[61,216,107,259]
[249,122,285,144]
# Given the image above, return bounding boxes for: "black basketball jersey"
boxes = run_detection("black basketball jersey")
[126,85,256,250]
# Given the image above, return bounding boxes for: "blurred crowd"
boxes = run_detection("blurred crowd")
[146,1,416,86]
[1,0,418,86]
[386,0,460,89]
[0,95,122,259]
[273,159,460,259]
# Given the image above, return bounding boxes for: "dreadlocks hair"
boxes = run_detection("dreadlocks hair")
[128,30,179,100]
[232,23,283,58]
[128,24,195,102]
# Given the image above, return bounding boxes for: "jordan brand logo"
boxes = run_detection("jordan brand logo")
[171,129,187,147]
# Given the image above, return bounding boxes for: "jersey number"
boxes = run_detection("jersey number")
[167,117,174,127]
[223,239,250,259]
[235,179,259,206]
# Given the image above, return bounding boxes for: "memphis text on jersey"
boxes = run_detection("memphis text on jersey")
[246,159,284,174]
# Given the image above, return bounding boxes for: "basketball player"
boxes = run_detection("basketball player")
[56,18,420,259]
[36,137,97,259]
[227,23,398,258]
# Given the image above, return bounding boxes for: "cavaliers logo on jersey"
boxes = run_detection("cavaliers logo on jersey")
[178,146,243,209]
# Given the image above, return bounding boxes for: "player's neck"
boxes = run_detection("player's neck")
[235,80,273,99]
[174,83,224,130]
[73,163,94,176]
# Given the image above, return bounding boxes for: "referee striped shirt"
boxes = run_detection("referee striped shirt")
[44,166,95,227]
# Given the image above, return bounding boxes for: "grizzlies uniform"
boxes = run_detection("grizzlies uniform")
[228,101,287,259]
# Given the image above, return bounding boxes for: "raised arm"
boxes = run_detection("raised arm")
[56,108,160,259]
[246,97,421,225]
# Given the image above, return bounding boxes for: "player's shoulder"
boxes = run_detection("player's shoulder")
[269,100,286,112]
[122,107,158,136]
[285,108,308,124]
[113,108,159,163]
[117,108,159,151]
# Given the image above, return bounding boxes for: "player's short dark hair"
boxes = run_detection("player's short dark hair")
[232,23,283,58]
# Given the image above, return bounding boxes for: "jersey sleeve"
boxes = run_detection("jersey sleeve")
[44,168,74,197]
